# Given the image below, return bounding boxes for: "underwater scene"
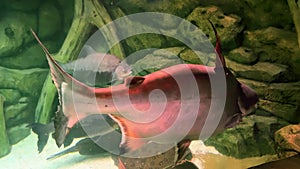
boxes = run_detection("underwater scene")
[0,0,300,169]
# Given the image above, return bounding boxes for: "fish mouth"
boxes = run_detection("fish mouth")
[225,113,243,129]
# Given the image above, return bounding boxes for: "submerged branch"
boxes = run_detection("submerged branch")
[287,0,300,48]
[35,0,125,123]
[0,95,11,157]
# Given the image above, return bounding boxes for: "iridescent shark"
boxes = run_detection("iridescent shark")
[31,24,258,157]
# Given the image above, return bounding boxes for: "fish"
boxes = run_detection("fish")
[31,21,258,158]
[28,122,54,153]
[61,45,132,87]
[28,114,118,152]
[47,131,121,160]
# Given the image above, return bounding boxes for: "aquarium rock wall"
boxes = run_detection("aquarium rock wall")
[0,0,72,157]
[0,0,299,159]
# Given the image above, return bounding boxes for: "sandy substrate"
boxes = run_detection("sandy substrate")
[0,132,117,169]
[0,132,278,169]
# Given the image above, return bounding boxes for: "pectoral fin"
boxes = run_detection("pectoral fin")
[109,115,147,154]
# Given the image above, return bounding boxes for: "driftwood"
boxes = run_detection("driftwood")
[287,0,300,48]
[35,0,125,123]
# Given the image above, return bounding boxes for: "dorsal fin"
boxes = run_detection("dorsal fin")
[208,20,226,68]
[125,76,145,88]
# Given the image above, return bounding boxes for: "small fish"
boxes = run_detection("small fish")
[61,45,132,86]
[47,131,121,160]
[31,21,258,159]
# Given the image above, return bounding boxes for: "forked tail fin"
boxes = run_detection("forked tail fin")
[208,20,226,68]
[31,29,93,147]
[31,29,74,91]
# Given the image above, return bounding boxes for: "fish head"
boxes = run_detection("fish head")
[113,60,132,80]
[222,76,259,129]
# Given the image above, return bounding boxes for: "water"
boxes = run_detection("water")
[0,133,279,169]
[0,0,298,168]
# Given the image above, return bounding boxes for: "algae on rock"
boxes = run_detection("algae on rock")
[259,99,300,123]
[0,11,37,57]
[112,0,201,18]
[0,66,48,98]
[199,0,293,30]
[275,124,300,153]
[225,58,294,83]
[186,6,243,50]
[287,0,300,48]
[228,47,258,65]
[35,0,125,124]
[0,95,11,158]
[204,115,290,158]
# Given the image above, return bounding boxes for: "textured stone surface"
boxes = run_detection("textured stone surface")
[243,27,299,67]
[0,11,37,57]
[275,124,300,153]
[124,34,168,55]
[227,59,293,82]
[38,1,62,38]
[228,47,258,64]
[186,6,243,50]
[0,89,21,105]
[238,79,300,123]
[7,123,31,145]
[259,99,300,123]
[239,79,300,106]
[132,47,184,75]
[264,82,300,105]
[103,3,183,55]
[4,97,35,128]
[0,67,48,98]
[290,48,300,78]
[0,95,11,158]
[205,115,290,158]
[179,48,214,65]
[4,98,29,123]
[57,0,74,34]
[0,41,60,69]
[112,0,201,18]
[2,0,41,11]
[198,0,293,30]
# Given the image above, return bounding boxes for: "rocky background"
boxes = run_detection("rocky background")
[0,0,73,157]
[0,0,299,161]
